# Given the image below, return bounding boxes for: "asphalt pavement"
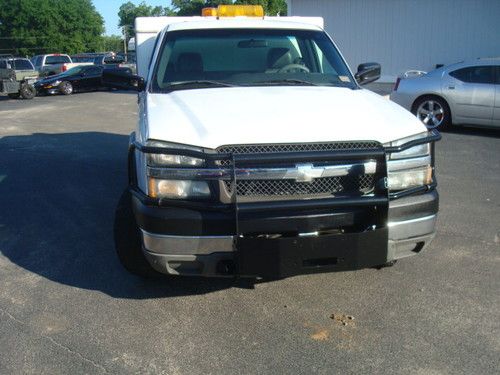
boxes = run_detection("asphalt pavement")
[0,92,499,374]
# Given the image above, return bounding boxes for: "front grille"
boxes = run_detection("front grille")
[223,174,375,198]
[216,142,380,201]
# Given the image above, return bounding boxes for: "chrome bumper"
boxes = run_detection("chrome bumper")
[141,214,437,276]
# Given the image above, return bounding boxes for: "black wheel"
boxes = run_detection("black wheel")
[375,260,398,270]
[114,190,162,278]
[19,83,36,99]
[59,81,73,95]
[7,93,20,99]
[412,96,451,130]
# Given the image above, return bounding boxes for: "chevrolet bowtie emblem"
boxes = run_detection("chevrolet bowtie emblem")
[290,163,324,183]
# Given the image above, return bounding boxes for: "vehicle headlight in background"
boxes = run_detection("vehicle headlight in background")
[387,132,433,191]
[146,140,205,167]
[46,80,61,88]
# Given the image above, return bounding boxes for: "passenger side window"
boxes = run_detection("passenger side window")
[312,41,337,74]
[86,67,102,75]
[450,66,495,84]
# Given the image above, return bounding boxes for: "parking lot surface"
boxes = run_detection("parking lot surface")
[0,92,499,374]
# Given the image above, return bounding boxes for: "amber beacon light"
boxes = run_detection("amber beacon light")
[202,5,265,18]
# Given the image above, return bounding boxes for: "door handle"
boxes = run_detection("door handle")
[448,86,455,90]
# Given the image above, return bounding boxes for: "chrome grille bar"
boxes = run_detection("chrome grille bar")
[147,161,377,181]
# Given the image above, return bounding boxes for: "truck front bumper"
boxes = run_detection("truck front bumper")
[134,190,438,277]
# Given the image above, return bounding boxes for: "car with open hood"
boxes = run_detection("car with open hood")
[0,57,38,99]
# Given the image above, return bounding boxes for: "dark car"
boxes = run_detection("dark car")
[35,65,132,95]
[71,53,125,66]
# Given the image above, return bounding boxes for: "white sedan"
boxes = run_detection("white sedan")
[390,58,500,130]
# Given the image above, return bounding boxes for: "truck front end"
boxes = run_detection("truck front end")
[114,7,440,279]
[129,130,439,278]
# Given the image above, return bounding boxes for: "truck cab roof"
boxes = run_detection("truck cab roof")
[163,18,324,32]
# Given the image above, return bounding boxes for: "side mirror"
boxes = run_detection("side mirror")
[102,69,145,91]
[355,62,381,85]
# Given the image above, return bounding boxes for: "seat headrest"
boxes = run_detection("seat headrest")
[267,48,292,69]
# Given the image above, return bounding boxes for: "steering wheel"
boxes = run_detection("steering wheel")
[278,64,310,73]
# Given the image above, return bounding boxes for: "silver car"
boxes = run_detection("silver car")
[390,58,500,130]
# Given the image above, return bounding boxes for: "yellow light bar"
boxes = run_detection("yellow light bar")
[217,4,264,18]
[201,7,217,17]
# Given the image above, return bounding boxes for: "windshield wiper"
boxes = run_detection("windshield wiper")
[254,79,319,86]
[164,80,237,91]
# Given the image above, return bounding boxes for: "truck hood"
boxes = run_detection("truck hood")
[145,86,425,149]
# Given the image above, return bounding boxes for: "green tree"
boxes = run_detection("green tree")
[0,0,104,56]
[170,0,287,16]
[118,1,175,37]
[102,35,124,53]
[234,0,287,16]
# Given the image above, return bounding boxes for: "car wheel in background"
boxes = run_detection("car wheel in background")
[19,83,36,99]
[59,81,74,95]
[412,96,451,130]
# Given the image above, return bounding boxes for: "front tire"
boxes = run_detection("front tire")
[19,83,36,99]
[412,96,451,130]
[59,81,73,95]
[114,190,162,278]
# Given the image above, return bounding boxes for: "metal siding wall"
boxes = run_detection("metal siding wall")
[289,0,500,82]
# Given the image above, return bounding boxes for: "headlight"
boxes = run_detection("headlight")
[148,178,211,199]
[389,132,430,160]
[144,141,209,199]
[146,140,205,167]
[387,132,433,191]
[388,166,433,190]
[48,80,61,87]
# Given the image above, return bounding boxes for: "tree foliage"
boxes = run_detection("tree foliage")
[0,0,105,56]
[118,1,175,36]
[102,35,125,53]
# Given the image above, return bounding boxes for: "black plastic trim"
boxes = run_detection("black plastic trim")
[385,130,441,153]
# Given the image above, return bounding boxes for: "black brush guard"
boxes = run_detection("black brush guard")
[130,131,441,278]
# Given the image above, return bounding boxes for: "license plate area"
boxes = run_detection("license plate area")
[236,229,388,278]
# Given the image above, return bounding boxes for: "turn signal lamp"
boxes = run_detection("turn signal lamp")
[202,7,217,17]
[202,5,264,18]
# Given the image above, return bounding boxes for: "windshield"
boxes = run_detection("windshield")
[13,59,34,70]
[46,55,71,65]
[58,66,85,77]
[72,56,95,63]
[151,28,355,92]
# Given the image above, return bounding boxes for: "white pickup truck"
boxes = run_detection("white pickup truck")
[30,54,93,77]
[105,5,441,279]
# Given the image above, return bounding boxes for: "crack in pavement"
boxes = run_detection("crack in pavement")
[0,306,108,373]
